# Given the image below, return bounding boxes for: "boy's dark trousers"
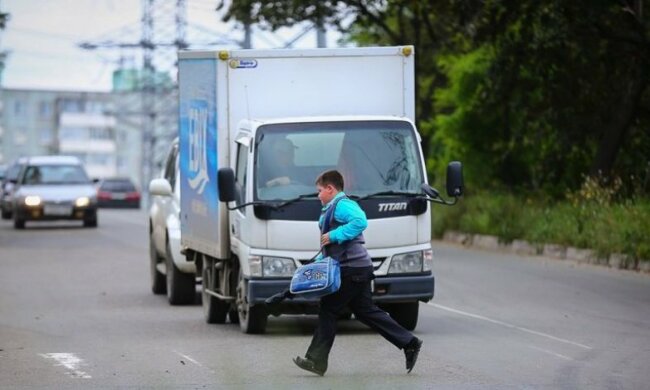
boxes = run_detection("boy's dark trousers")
[305,265,415,371]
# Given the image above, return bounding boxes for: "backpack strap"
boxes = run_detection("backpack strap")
[320,195,347,235]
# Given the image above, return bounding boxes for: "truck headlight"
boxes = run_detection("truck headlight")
[423,248,433,272]
[388,250,423,274]
[262,256,296,277]
[24,196,41,206]
[75,197,90,207]
[249,255,263,277]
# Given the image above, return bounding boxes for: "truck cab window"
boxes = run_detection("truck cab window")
[254,121,423,201]
[235,143,248,206]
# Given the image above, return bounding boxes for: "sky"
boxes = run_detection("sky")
[1,0,340,92]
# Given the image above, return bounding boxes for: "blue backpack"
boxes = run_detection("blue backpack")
[289,256,341,298]
[288,197,342,298]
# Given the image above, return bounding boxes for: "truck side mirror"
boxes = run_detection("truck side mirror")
[420,183,440,199]
[218,168,236,202]
[446,161,464,197]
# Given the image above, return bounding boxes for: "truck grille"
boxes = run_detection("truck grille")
[298,257,386,270]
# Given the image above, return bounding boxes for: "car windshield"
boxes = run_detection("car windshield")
[22,164,90,185]
[100,180,136,192]
[255,120,424,201]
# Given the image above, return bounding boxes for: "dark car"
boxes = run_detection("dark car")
[1,157,28,220]
[97,178,141,208]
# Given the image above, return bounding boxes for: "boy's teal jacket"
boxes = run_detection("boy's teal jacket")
[318,191,368,244]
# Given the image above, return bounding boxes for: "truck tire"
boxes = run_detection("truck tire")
[387,302,419,331]
[236,269,267,334]
[149,232,166,295]
[83,218,98,228]
[13,215,25,229]
[166,239,195,305]
[202,256,228,324]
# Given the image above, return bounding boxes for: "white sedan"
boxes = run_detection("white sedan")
[148,139,196,304]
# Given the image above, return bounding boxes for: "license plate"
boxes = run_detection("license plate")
[44,205,72,216]
[112,193,127,200]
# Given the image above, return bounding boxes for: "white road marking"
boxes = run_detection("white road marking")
[40,353,92,379]
[528,345,574,361]
[173,350,213,372]
[426,302,593,350]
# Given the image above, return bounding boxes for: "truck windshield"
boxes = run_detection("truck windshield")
[255,120,423,201]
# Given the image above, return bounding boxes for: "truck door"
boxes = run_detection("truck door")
[231,137,250,245]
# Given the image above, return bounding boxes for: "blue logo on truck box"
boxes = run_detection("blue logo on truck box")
[179,58,219,241]
[187,100,209,195]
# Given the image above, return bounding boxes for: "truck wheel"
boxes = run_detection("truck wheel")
[202,256,228,324]
[83,218,98,228]
[13,215,25,229]
[149,233,166,295]
[387,302,419,331]
[236,269,267,334]
[166,239,195,305]
[229,309,240,324]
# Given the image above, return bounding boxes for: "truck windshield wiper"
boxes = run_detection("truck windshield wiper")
[274,192,319,209]
[352,191,423,201]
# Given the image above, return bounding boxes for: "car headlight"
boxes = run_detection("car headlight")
[75,197,90,207]
[388,250,424,274]
[24,196,41,206]
[262,256,296,277]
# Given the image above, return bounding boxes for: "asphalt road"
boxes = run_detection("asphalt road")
[1,209,649,389]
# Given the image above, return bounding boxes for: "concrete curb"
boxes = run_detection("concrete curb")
[442,231,649,273]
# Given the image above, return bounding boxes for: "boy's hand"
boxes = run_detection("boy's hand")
[320,233,331,246]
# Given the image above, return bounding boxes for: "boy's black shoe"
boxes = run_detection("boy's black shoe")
[404,337,423,373]
[293,356,325,376]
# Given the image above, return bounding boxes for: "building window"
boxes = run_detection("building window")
[59,126,88,141]
[86,101,105,114]
[61,99,82,113]
[38,102,52,119]
[13,100,25,117]
[40,128,53,144]
[90,127,113,140]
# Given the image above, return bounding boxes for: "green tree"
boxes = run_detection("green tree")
[220,1,650,195]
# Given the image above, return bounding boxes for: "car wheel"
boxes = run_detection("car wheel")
[149,231,166,295]
[236,268,267,334]
[83,217,98,228]
[166,238,195,305]
[202,255,228,324]
[386,302,419,331]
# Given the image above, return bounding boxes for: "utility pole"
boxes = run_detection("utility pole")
[0,0,9,164]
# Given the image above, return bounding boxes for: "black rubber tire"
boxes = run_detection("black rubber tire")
[149,233,166,295]
[13,215,25,229]
[387,302,419,331]
[236,268,267,334]
[83,218,98,228]
[202,256,228,324]
[229,309,240,324]
[1,209,11,220]
[166,239,195,305]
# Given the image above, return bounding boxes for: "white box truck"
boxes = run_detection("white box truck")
[178,46,463,334]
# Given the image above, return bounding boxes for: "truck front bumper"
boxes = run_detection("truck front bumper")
[247,273,434,308]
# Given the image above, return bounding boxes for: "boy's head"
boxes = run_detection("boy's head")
[315,170,344,205]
